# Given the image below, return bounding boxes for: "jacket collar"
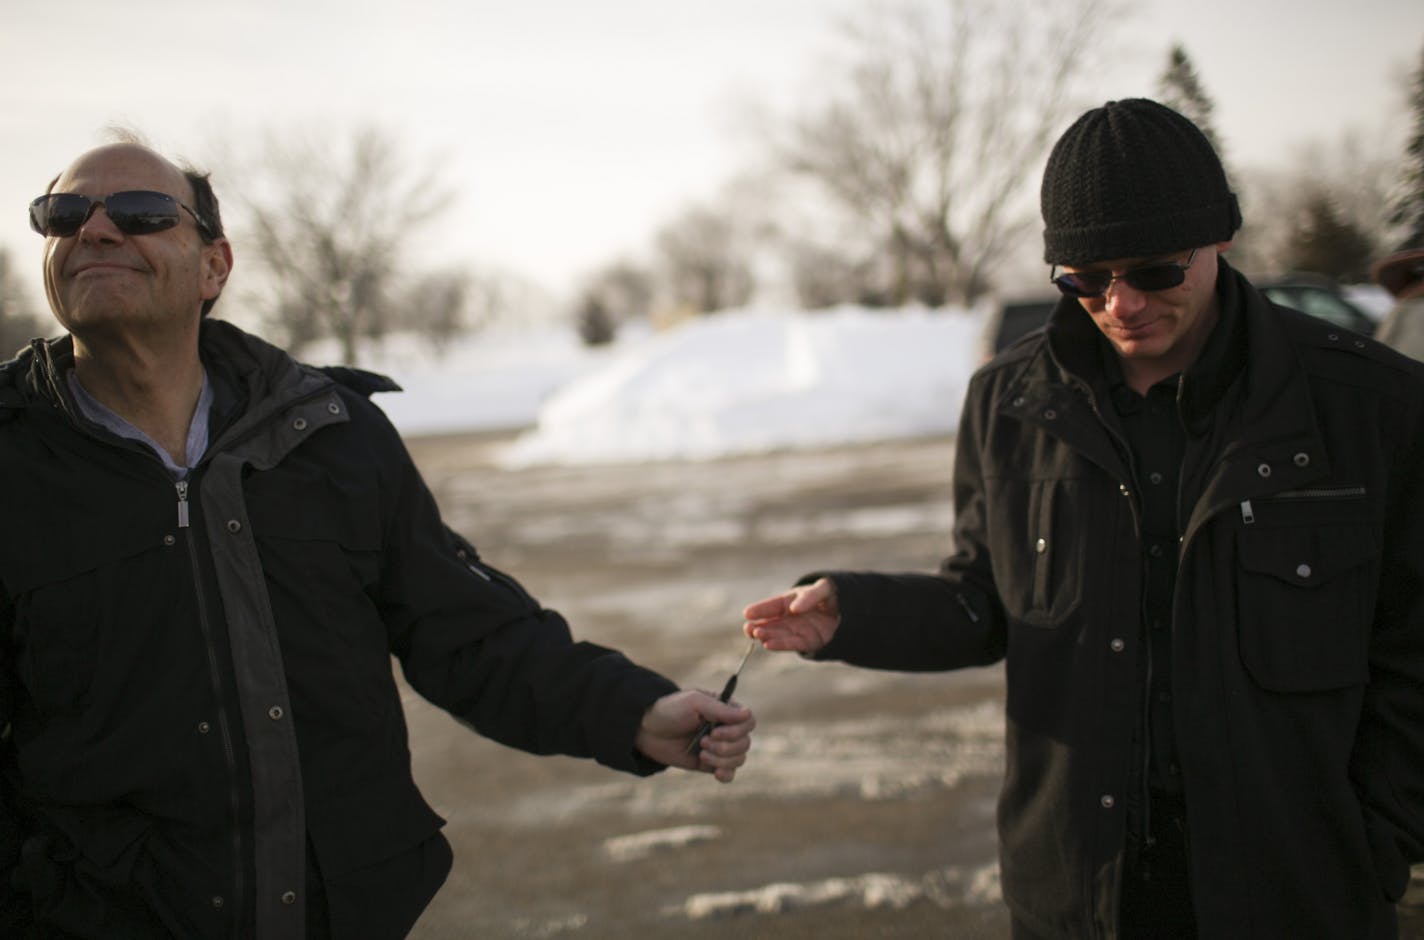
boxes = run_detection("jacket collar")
[0,320,352,471]
[999,259,1331,522]
[1041,260,1245,429]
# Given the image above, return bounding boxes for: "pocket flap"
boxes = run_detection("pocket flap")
[1238,524,1376,587]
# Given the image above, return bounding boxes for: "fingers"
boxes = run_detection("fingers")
[700,698,754,728]
[742,591,795,622]
[744,618,822,653]
[743,578,840,654]
[743,580,837,629]
[692,702,755,783]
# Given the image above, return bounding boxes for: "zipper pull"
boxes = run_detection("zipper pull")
[454,547,492,581]
[176,481,190,529]
[955,593,981,623]
[1239,499,1254,525]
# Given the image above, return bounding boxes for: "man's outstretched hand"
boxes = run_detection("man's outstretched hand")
[636,690,755,782]
[743,577,841,654]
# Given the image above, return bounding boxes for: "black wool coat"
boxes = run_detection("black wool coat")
[815,263,1424,939]
[0,321,677,939]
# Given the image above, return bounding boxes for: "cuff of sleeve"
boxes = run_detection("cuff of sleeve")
[600,667,680,777]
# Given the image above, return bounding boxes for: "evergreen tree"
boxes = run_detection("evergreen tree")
[1390,41,1424,250]
[1287,192,1376,281]
[1157,44,1228,172]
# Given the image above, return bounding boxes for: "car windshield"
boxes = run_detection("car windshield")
[1261,284,1374,334]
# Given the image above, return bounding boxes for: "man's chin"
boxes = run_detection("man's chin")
[1109,331,1167,360]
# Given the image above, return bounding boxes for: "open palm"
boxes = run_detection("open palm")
[742,577,841,654]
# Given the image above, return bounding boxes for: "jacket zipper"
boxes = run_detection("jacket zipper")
[454,546,493,581]
[1240,486,1366,525]
[1272,486,1366,500]
[179,476,246,926]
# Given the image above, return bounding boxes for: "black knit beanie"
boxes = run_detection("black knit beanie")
[1041,98,1241,266]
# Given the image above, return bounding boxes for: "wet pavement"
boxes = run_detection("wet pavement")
[399,431,1424,939]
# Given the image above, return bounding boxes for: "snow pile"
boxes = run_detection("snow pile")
[499,306,983,466]
[331,325,609,438]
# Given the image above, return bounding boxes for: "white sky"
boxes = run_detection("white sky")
[3,0,1421,308]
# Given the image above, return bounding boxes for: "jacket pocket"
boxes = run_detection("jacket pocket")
[1236,523,1377,691]
[8,532,170,718]
[990,478,1086,627]
[243,467,396,720]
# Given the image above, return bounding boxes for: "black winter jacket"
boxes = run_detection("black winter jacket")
[815,263,1424,938]
[0,320,677,939]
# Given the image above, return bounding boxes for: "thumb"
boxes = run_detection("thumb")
[788,578,834,614]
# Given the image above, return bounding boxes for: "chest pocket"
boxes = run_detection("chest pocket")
[6,516,176,718]
[242,461,392,716]
[244,463,385,589]
[989,477,1087,627]
[1235,523,1377,692]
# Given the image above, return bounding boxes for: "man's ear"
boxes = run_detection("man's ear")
[202,238,234,301]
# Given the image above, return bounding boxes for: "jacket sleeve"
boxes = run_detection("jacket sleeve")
[360,405,677,775]
[1352,376,1424,897]
[814,372,1008,671]
[0,597,30,930]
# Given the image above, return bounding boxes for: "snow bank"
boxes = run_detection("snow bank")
[500,306,983,466]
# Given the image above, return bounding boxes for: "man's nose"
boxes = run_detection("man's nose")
[76,206,124,243]
[1103,279,1148,317]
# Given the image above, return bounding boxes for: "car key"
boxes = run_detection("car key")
[685,640,756,755]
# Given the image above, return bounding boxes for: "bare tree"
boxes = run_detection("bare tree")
[786,239,888,309]
[0,247,50,357]
[572,259,655,345]
[402,268,473,350]
[768,0,1116,307]
[235,125,460,363]
[654,203,757,314]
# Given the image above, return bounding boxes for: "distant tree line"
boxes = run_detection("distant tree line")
[3,16,1419,360]
[572,10,1423,344]
[0,248,49,358]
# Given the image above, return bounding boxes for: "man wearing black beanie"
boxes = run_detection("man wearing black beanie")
[743,98,1424,938]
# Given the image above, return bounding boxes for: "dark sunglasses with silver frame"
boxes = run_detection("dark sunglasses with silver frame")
[29,190,215,241]
[1051,247,1198,299]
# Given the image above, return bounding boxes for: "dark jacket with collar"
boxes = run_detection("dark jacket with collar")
[0,319,677,939]
[815,262,1424,938]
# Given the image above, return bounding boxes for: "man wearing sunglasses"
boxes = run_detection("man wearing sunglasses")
[744,98,1424,937]
[0,141,755,939]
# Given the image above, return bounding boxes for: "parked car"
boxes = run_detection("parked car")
[978,295,1058,363]
[1258,273,1377,336]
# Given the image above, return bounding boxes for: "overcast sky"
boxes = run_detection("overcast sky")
[3,0,1420,309]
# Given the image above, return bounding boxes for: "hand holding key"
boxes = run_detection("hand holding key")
[685,640,757,755]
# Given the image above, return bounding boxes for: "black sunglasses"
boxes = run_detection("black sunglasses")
[29,190,214,240]
[1051,248,1198,298]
